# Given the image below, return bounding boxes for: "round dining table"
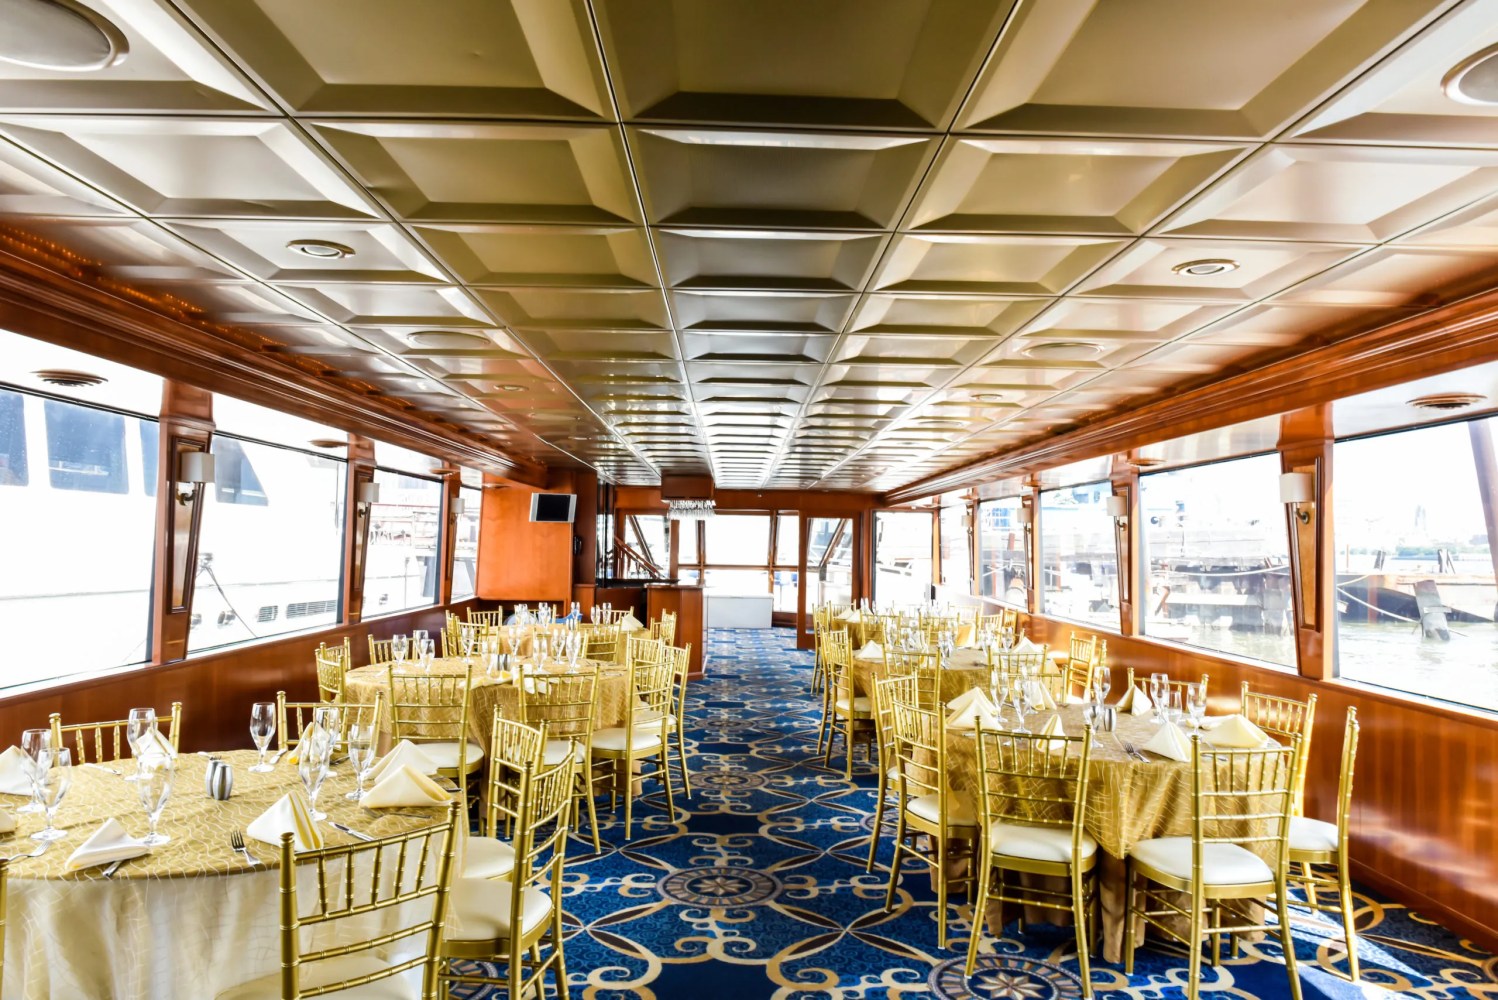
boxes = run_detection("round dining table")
[2,749,449,999]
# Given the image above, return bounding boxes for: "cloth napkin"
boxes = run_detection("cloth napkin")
[956,625,977,648]
[1037,713,1068,752]
[248,791,323,852]
[837,609,862,623]
[946,686,991,712]
[1142,721,1193,762]
[65,818,150,872]
[138,727,177,758]
[946,691,1001,731]
[1206,714,1270,748]
[1115,685,1153,715]
[369,739,439,782]
[619,613,644,631]
[362,764,450,809]
[0,746,35,795]
[1013,636,1041,654]
[856,641,883,662]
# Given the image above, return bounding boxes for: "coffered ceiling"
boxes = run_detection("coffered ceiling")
[4,0,1498,491]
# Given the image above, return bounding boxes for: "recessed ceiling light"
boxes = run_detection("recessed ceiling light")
[308,438,346,449]
[1022,342,1104,362]
[1409,392,1486,411]
[0,0,128,71]
[496,384,526,393]
[286,239,355,260]
[971,392,1005,403]
[33,368,105,388]
[1444,43,1498,106]
[406,331,490,350]
[1171,258,1240,277]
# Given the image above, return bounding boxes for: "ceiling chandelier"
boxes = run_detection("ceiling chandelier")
[666,499,716,521]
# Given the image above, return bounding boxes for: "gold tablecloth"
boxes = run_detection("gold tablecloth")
[3,749,449,998]
[507,623,646,662]
[851,647,990,702]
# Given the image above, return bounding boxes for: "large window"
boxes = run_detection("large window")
[1335,418,1498,711]
[773,512,799,612]
[1040,482,1119,629]
[0,389,158,686]
[874,510,933,605]
[977,497,1027,606]
[703,513,772,568]
[939,503,971,595]
[807,516,854,608]
[451,484,482,601]
[366,469,443,615]
[190,435,346,652]
[1140,454,1293,666]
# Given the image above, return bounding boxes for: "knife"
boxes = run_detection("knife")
[101,858,126,878]
[329,821,374,842]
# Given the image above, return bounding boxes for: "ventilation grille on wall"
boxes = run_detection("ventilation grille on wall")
[1408,392,1486,411]
[33,369,105,388]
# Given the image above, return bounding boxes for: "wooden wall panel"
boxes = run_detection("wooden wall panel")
[475,484,572,603]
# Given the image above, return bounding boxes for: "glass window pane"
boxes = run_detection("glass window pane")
[44,399,127,493]
[1040,482,1119,630]
[703,513,771,564]
[807,516,853,607]
[366,469,443,615]
[372,440,441,477]
[773,569,799,612]
[189,436,346,652]
[452,485,481,601]
[1141,454,1294,666]
[139,421,158,497]
[940,504,971,594]
[0,391,155,684]
[875,510,933,605]
[774,513,799,565]
[213,394,346,450]
[704,568,771,593]
[976,498,1027,605]
[1335,418,1498,711]
[630,515,669,572]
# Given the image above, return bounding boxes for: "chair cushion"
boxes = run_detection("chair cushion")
[905,792,976,828]
[834,696,872,715]
[988,821,1098,864]
[591,726,664,752]
[446,876,553,941]
[634,708,677,729]
[1289,817,1339,854]
[217,954,416,999]
[463,836,516,880]
[419,740,485,772]
[1131,836,1273,886]
[542,739,584,766]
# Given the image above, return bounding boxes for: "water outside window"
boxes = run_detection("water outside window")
[365,469,443,615]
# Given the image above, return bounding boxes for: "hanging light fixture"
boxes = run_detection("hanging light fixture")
[666,498,716,521]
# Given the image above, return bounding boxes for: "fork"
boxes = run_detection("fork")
[2,841,51,862]
[1122,741,1149,762]
[229,830,260,866]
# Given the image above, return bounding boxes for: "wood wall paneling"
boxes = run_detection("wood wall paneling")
[474,480,573,603]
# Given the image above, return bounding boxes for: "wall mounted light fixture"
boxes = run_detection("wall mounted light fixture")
[355,480,381,517]
[1279,471,1314,523]
[175,450,215,505]
[1105,493,1128,526]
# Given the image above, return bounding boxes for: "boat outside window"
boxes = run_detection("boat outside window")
[1140,454,1294,667]
[366,469,443,616]
[1040,482,1119,630]
[976,497,1027,606]
[451,484,482,601]
[874,510,934,605]
[1335,418,1498,712]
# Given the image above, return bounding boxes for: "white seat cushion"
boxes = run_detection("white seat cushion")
[988,821,1098,864]
[217,954,415,999]
[1289,817,1339,854]
[634,708,677,729]
[542,739,584,766]
[419,740,485,772]
[905,792,976,828]
[835,696,872,715]
[1132,836,1273,886]
[463,836,516,880]
[591,726,664,752]
[446,876,553,942]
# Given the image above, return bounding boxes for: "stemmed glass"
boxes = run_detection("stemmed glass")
[462,630,477,665]
[1165,689,1184,727]
[125,707,157,782]
[392,634,409,667]
[298,729,333,821]
[1149,673,1169,722]
[345,724,375,801]
[19,728,50,814]
[418,638,435,672]
[1008,676,1031,734]
[136,752,173,847]
[32,747,72,842]
[1186,682,1207,729]
[1093,665,1112,705]
[249,702,276,772]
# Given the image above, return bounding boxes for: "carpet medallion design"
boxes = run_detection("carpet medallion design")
[457,627,1497,998]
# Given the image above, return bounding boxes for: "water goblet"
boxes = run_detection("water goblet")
[418,638,435,672]
[1149,673,1168,721]
[1008,678,1030,734]
[125,707,157,782]
[392,634,409,666]
[298,731,333,821]
[135,751,173,846]
[1094,666,1112,705]
[19,728,50,814]
[1186,682,1207,729]
[249,702,276,772]
[1165,689,1184,727]
[462,631,477,664]
[345,724,375,801]
[32,747,72,842]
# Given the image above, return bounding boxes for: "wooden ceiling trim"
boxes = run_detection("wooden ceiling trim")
[883,285,1498,504]
[0,232,546,486]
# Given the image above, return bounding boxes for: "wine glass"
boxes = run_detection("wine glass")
[32,747,72,842]
[345,724,375,801]
[1149,673,1168,722]
[314,706,342,768]
[1186,682,1207,729]
[1164,689,1184,727]
[19,728,50,814]
[392,634,409,666]
[249,702,276,772]
[125,707,157,782]
[298,730,333,821]
[462,630,478,664]
[1094,666,1112,705]
[1008,676,1030,734]
[135,752,173,847]
[418,638,435,672]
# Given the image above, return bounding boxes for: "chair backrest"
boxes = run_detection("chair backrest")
[1333,707,1360,847]
[626,634,665,668]
[625,656,676,735]
[823,629,856,704]
[467,610,506,627]
[1239,683,1315,812]
[872,675,905,767]
[277,801,460,1000]
[276,693,382,752]
[1126,668,1211,703]
[483,711,544,839]
[889,698,956,827]
[519,663,601,749]
[51,702,183,765]
[1190,734,1300,880]
[665,644,691,717]
[991,650,1048,677]
[387,666,473,776]
[651,610,678,646]
[367,634,395,663]
[974,724,1094,852]
[1064,633,1102,699]
[584,623,624,663]
[878,647,941,708]
[315,641,349,703]
[1000,607,1020,633]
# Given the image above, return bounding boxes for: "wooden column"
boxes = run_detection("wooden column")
[342,435,376,626]
[1024,485,1041,617]
[437,470,460,607]
[1279,405,1336,681]
[149,381,212,665]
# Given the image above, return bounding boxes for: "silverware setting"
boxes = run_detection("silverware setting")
[329,821,373,842]
[101,858,126,878]
[84,763,122,775]
[3,841,51,862]
[229,830,260,866]
[266,748,290,766]
[1122,741,1150,762]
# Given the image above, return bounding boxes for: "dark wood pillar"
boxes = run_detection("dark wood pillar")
[1279,406,1336,681]
[342,435,376,625]
[150,381,213,665]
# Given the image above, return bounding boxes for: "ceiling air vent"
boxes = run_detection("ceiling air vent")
[1409,392,1485,411]
[33,369,106,388]
[0,0,129,71]
[1445,44,1498,106]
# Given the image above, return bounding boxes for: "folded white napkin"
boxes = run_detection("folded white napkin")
[369,739,439,782]
[619,613,644,630]
[1142,721,1193,762]
[0,746,34,795]
[247,791,324,852]
[362,764,450,809]
[946,686,990,712]
[956,624,977,648]
[947,691,1001,731]
[837,609,862,623]
[66,817,150,872]
[1036,683,1059,711]
[1037,713,1068,752]
[856,641,883,662]
[1207,714,1271,748]
[138,727,177,758]
[1013,636,1041,654]
[1115,685,1153,715]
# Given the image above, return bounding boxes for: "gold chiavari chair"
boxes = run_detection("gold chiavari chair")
[467,609,506,628]
[821,629,873,777]
[386,665,485,783]
[51,702,183,764]
[1241,683,1317,814]
[585,623,625,664]
[274,692,382,754]
[1000,607,1021,633]
[214,801,461,1000]
[519,663,603,853]
[443,610,463,659]
[650,609,678,647]
[1285,707,1361,982]
[441,619,491,659]
[626,633,664,668]
[367,634,396,663]
[1125,668,1211,708]
[1064,633,1104,701]
[880,647,942,709]
[1124,734,1304,1000]
[597,607,631,626]
[864,673,913,873]
[811,614,834,696]
[966,725,1099,996]
[441,754,574,1000]
[654,643,693,800]
[976,613,1005,635]
[882,694,977,949]
[591,654,677,840]
[991,648,1050,679]
[465,712,544,880]
[315,640,349,703]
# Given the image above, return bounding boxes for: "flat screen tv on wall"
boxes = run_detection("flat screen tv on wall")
[529,492,577,523]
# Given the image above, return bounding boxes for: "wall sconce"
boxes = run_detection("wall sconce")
[355,480,381,517]
[1105,493,1128,526]
[1279,471,1314,524]
[451,496,465,519]
[1017,505,1032,526]
[175,450,215,505]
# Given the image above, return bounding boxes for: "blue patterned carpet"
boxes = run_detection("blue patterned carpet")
[462,628,1498,998]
